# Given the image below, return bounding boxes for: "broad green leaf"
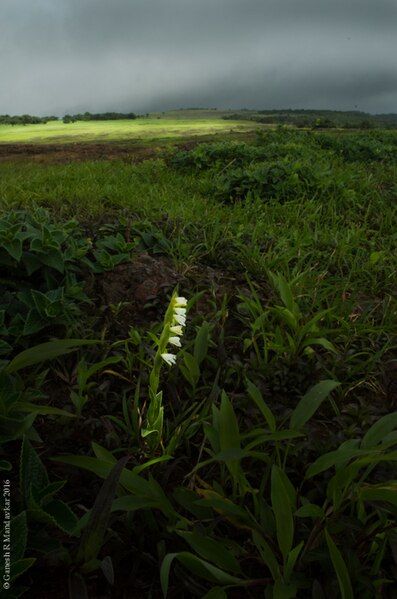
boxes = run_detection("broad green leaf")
[298,308,333,338]
[45,499,78,534]
[6,339,99,373]
[161,553,178,598]
[301,337,337,354]
[0,340,12,355]
[0,414,36,442]
[10,512,28,562]
[246,380,276,432]
[53,456,176,517]
[18,402,75,417]
[202,588,228,599]
[290,380,340,430]
[27,490,77,535]
[358,482,397,508]
[269,272,297,315]
[325,530,353,599]
[195,492,254,527]
[3,238,22,262]
[91,442,116,463]
[252,531,280,580]
[306,448,370,479]
[35,480,66,503]
[276,468,297,510]
[173,487,212,520]
[295,504,324,519]
[77,456,130,564]
[273,579,297,599]
[219,391,240,452]
[10,557,36,582]
[77,355,121,389]
[160,552,244,597]
[284,541,304,582]
[361,412,397,449]
[219,391,242,482]
[20,437,49,503]
[177,530,241,574]
[181,352,200,387]
[271,466,294,561]
[244,431,303,451]
[111,496,160,512]
[273,306,299,331]
[68,571,88,599]
[194,321,211,366]
[132,455,172,475]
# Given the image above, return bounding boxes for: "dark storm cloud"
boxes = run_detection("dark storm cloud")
[1,0,396,115]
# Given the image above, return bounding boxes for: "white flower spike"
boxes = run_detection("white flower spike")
[161,353,177,366]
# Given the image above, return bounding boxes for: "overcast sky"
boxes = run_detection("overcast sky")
[1,0,396,116]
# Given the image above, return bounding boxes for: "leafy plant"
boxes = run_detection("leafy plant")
[238,272,337,373]
[0,339,97,443]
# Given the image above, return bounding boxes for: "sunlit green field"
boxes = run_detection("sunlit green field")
[0,117,263,144]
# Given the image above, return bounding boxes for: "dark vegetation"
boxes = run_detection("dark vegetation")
[62,112,137,124]
[0,128,396,598]
[222,109,397,129]
[0,115,58,126]
[0,112,137,126]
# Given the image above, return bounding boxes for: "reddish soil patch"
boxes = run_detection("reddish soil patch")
[0,142,161,164]
[93,253,180,335]
[0,132,255,164]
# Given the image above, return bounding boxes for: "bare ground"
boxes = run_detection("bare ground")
[0,132,257,164]
[0,142,162,164]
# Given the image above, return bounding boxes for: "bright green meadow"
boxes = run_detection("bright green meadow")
[0,117,261,144]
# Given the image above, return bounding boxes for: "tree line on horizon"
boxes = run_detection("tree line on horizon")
[223,108,397,129]
[0,114,58,125]
[1,108,397,128]
[0,111,137,125]
[62,111,137,123]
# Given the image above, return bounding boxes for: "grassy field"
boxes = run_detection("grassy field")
[0,117,263,144]
[0,128,396,597]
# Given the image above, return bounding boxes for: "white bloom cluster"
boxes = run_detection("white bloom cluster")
[161,297,187,366]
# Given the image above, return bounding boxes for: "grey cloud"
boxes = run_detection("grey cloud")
[0,0,396,115]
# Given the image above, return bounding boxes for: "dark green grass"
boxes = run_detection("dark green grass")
[1,129,397,597]
[0,141,395,295]
[1,132,395,388]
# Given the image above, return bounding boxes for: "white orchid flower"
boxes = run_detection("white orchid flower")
[161,353,177,366]
[174,307,186,316]
[168,336,182,347]
[170,325,183,336]
[173,314,186,326]
[174,297,187,307]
